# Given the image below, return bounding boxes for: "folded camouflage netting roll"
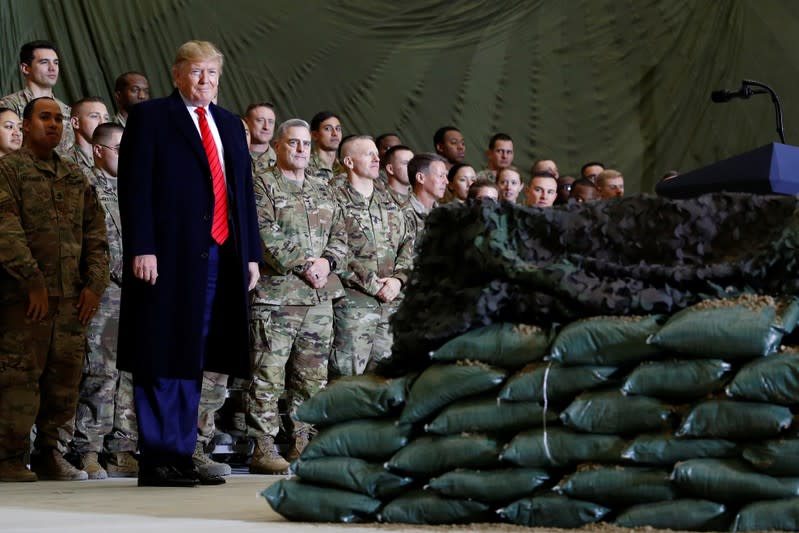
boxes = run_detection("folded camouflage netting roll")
[389,193,799,371]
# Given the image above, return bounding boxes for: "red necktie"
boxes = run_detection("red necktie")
[195,107,229,244]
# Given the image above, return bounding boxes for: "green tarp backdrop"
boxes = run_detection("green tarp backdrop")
[1,0,798,193]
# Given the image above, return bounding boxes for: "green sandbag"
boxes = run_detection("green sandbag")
[300,419,411,461]
[672,458,799,502]
[732,498,799,532]
[425,395,557,435]
[560,389,675,435]
[726,351,799,404]
[428,468,550,503]
[431,322,551,368]
[621,359,732,399]
[621,433,738,465]
[500,427,625,468]
[499,494,611,528]
[615,499,729,531]
[386,434,503,477]
[499,362,617,403]
[290,457,413,499]
[294,374,413,425]
[742,436,799,476]
[676,399,793,439]
[647,295,799,359]
[399,362,507,424]
[378,489,491,524]
[261,478,381,523]
[555,465,677,506]
[549,314,664,366]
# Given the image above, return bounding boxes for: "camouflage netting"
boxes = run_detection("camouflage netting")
[389,192,799,371]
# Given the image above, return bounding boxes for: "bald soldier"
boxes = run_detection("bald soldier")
[0,97,109,482]
[247,118,347,473]
[331,135,413,376]
[0,40,74,155]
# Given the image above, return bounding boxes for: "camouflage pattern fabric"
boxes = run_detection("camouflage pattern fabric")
[389,193,799,374]
[475,168,496,182]
[0,89,74,155]
[250,147,276,177]
[113,112,126,127]
[197,371,228,445]
[61,144,93,178]
[247,303,333,437]
[307,149,345,183]
[407,194,436,243]
[330,301,398,377]
[0,299,87,460]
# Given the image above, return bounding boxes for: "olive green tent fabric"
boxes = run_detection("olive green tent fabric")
[3,0,799,192]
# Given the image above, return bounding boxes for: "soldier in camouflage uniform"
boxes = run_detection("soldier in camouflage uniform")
[70,122,139,479]
[245,102,278,176]
[62,97,110,178]
[331,136,413,376]
[112,72,150,128]
[307,111,346,182]
[474,133,515,183]
[407,153,449,242]
[0,97,109,482]
[382,144,414,208]
[248,118,347,474]
[0,41,74,155]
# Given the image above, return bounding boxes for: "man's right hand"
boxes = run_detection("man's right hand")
[27,287,49,321]
[133,254,158,285]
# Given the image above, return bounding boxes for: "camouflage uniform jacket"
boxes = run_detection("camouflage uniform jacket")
[407,194,437,242]
[308,149,346,183]
[475,168,497,182]
[0,148,109,304]
[113,112,126,127]
[62,143,93,178]
[252,166,347,306]
[88,167,123,287]
[250,147,276,177]
[0,89,74,154]
[334,181,414,308]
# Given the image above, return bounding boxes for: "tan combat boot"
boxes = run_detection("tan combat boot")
[249,436,290,474]
[105,452,139,478]
[285,431,310,463]
[32,448,88,481]
[80,451,107,480]
[192,441,231,477]
[0,456,37,482]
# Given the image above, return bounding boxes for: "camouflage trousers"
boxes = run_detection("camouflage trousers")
[73,285,138,453]
[330,303,398,377]
[0,298,86,461]
[197,371,228,445]
[246,302,333,438]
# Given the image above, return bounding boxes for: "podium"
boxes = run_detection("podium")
[656,143,799,198]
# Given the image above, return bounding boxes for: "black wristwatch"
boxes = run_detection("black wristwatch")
[322,254,337,271]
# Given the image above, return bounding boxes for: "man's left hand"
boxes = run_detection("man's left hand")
[76,288,101,325]
[376,277,402,303]
[248,262,260,291]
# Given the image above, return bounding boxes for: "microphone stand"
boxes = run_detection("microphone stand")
[742,79,786,144]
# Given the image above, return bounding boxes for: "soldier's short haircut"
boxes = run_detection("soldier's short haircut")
[71,96,106,116]
[310,111,340,132]
[245,102,275,116]
[381,144,413,168]
[20,40,58,66]
[596,169,623,187]
[375,132,400,146]
[337,134,374,162]
[433,126,460,147]
[274,118,310,141]
[173,40,224,72]
[580,160,605,175]
[114,71,148,93]
[22,96,56,120]
[407,152,447,187]
[91,122,124,145]
[467,178,499,199]
[488,133,513,150]
[572,177,598,190]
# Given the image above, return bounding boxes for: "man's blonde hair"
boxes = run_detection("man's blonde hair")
[596,169,623,187]
[173,40,224,72]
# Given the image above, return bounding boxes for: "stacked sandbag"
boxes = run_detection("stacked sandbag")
[264,294,799,530]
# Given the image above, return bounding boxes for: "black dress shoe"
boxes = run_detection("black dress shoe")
[181,465,226,486]
[137,465,198,487]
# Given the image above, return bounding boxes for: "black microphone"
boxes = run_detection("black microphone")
[711,86,753,103]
